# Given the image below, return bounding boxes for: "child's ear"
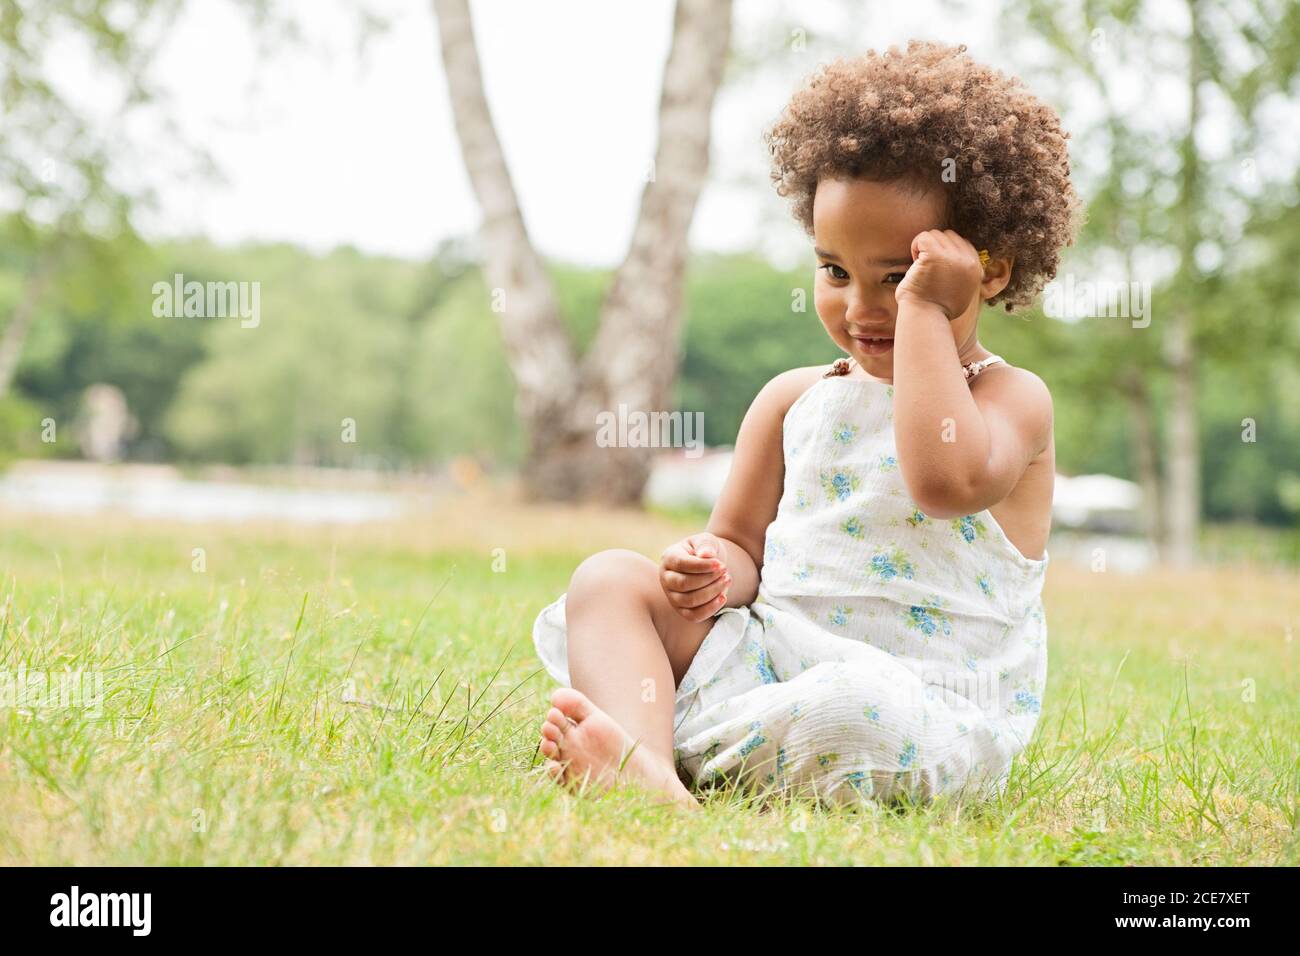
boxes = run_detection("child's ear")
[979,255,1014,301]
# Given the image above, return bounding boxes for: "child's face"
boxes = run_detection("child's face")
[812,176,979,378]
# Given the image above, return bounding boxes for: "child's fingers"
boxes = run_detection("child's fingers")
[910,229,934,260]
[668,569,731,611]
[911,228,955,261]
[661,565,725,594]
[662,543,722,575]
[686,532,723,560]
[675,590,728,622]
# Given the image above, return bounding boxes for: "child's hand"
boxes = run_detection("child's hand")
[659,532,731,622]
[894,229,984,320]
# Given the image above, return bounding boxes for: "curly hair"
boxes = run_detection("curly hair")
[764,40,1082,311]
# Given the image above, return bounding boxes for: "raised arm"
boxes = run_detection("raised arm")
[892,307,1052,519]
[891,229,1053,519]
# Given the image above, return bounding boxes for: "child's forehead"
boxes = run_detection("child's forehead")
[813,176,947,253]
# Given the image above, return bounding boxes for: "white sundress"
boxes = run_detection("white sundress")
[532,356,1049,807]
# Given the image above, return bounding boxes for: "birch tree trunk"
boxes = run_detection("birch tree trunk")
[1121,366,1163,545]
[1163,0,1204,565]
[433,0,732,503]
[1116,239,1163,549]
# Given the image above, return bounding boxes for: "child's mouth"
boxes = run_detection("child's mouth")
[851,335,894,356]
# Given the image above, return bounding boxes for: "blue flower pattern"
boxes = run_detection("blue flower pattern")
[843,771,870,796]
[736,721,767,759]
[898,740,918,769]
[953,515,987,543]
[745,639,779,685]
[904,598,953,639]
[868,547,915,582]
[1011,689,1041,715]
[820,467,860,502]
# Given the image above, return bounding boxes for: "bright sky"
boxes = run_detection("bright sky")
[119,0,1018,268]
[86,0,1291,272]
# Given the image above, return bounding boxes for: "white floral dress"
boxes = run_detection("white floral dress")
[532,357,1049,806]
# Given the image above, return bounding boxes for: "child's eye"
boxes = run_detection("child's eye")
[819,263,849,281]
[883,272,907,284]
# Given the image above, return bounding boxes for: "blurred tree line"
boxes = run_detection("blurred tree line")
[1,215,1297,526]
[2,0,1297,540]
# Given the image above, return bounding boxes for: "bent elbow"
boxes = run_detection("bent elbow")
[908,476,982,520]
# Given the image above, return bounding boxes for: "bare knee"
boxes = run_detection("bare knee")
[567,548,712,683]
[567,549,657,612]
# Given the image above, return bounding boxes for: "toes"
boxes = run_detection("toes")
[550,687,595,723]
[545,707,571,733]
[540,721,563,744]
[539,737,559,758]
[543,759,566,783]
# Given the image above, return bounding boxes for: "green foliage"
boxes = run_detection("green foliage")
[3,225,1300,524]
[1002,0,1300,531]
[163,245,413,466]
[0,393,52,468]
[405,269,524,468]
[680,253,841,446]
[13,233,205,459]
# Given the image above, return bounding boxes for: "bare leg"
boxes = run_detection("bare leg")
[537,549,716,807]
[539,689,697,807]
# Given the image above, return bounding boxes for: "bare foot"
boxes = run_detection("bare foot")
[537,688,697,809]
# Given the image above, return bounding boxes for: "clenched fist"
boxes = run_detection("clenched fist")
[659,532,732,623]
[894,229,985,321]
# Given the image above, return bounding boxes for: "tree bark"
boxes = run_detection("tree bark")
[432,0,732,504]
[1163,0,1204,566]
[1163,308,1200,564]
[1120,366,1163,545]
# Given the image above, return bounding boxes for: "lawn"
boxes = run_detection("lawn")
[0,489,1296,865]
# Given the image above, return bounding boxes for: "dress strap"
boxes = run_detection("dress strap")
[825,354,1006,381]
[962,354,1005,382]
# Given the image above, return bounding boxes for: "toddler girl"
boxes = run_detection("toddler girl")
[531,40,1081,808]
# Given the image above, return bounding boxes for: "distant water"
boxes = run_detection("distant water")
[1045,531,1157,572]
[0,465,1160,570]
[0,468,405,524]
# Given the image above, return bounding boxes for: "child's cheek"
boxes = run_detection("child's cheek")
[813,282,839,325]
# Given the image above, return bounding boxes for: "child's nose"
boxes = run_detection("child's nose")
[845,293,894,324]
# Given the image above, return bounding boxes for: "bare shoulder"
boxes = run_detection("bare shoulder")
[751,364,831,420]
[708,364,831,566]
[970,362,1054,453]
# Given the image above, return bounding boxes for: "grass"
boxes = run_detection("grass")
[0,488,1296,865]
